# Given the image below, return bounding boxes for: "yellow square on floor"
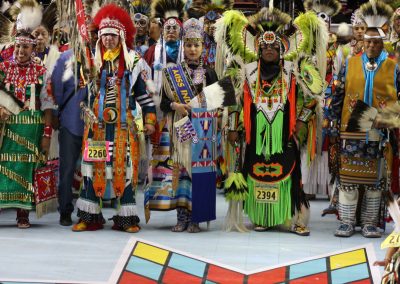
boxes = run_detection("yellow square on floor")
[133,242,170,265]
[329,249,366,270]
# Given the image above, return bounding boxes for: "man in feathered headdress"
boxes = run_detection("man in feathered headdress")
[201,0,233,68]
[332,0,398,238]
[144,0,185,112]
[220,5,328,235]
[131,0,151,56]
[72,4,156,233]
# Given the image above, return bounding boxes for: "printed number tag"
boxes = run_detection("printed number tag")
[83,141,110,162]
[381,231,400,249]
[254,184,279,203]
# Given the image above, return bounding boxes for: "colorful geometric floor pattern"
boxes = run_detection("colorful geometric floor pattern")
[109,238,380,284]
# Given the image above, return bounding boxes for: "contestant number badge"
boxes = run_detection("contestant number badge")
[255,184,279,203]
[84,141,110,162]
[381,231,400,249]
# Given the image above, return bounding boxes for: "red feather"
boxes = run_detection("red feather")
[93,4,136,49]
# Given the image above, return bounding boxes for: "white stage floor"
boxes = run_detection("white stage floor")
[0,189,387,283]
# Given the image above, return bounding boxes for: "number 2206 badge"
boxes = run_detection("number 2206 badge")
[254,184,279,203]
[83,141,110,162]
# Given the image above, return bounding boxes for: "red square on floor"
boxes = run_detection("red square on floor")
[119,271,157,284]
[206,265,245,284]
[290,272,328,284]
[248,267,287,284]
[350,279,371,284]
[162,267,203,284]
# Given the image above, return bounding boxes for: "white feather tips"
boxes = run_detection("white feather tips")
[165,10,179,20]
[16,6,43,31]
[202,81,225,110]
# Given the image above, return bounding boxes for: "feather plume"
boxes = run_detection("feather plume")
[151,0,185,21]
[336,22,352,37]
[304,0,342,17]
[359,0,393,29]
[285,11,328,81]
[16,5,43,32]
[8,0,40,21]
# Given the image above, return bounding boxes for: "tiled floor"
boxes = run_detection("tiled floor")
[0,189,388,283]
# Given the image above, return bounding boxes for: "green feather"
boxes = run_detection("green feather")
[225,172,248,201]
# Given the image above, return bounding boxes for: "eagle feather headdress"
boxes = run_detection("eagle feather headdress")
[359,0,393,38]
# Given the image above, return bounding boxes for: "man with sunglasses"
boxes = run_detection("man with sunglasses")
[133,12,150,56]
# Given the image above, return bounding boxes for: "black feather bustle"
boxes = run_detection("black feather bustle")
[42,2,58,33]
[346,100,372,132]
[220,77,236,107]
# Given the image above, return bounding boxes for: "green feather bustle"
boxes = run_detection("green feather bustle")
[224,172,248,201]
[222,10,257,63]
[284,12,320,61]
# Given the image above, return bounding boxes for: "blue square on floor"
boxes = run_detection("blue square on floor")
[289,258,327,279]
[126,256,163,280]
[205,281,218,284]
[168,253,207,277]
[331,263,370,284]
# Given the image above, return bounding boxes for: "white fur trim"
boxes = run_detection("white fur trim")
[116,204,138,217]
[76,198,101,214]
